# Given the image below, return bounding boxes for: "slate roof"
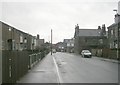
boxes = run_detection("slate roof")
[78,29,102,37]
[108,22,120,29]
[64,39,71,43]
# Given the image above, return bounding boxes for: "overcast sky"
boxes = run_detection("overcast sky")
[0,0,119,43]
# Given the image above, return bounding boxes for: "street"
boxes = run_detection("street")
[53,52,118,83]
[17,52,118,83]
[1,1,120,85]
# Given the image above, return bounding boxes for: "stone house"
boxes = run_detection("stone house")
[74,24,108,57]
[63,38,74,53]
[55,42,65,52]
[107,13,120,59]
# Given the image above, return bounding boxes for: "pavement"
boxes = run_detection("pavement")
[67,53,119,64]
[92,56,119,64]
[17,53,58,83]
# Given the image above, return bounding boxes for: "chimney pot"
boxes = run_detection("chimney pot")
[98,26,101,30]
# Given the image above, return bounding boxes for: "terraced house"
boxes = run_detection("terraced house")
[107,13,120,59]
[63,38,74,53]
[0,21,47,84]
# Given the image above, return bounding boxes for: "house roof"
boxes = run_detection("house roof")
[108,23,116,29]
[78,29,101,37]
[108,21,120,29]
[64,39,71,43]
[64,39,74,43]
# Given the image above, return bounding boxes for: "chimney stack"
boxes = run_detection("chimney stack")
[75,24,79,36]
[102,24,106,36]
[98,26,101,30]
[114,14,120,23]
[37,34,40,39]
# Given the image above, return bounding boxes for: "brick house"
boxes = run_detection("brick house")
[0,21,46,84]
[36,35,45,51]
[74,24,108,57]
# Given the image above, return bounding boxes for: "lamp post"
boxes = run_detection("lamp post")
[113,9,119,60]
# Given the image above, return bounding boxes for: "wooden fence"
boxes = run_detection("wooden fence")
[2,50,48,84]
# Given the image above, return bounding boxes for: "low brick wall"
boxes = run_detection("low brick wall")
[108,49,118,60]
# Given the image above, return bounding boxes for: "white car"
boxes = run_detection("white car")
[81,50,92,58]
[52,49,56,53]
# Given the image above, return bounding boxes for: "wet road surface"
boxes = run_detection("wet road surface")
[17,52,118,83]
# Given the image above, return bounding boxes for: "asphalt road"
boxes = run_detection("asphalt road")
[53,52,118,83]
[17,52,118,83]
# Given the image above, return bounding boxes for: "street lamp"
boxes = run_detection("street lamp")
[113,9,117,14]
[113,9,119,59]
[113,9,119,60]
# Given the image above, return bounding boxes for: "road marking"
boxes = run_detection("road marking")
[52,55,63,84]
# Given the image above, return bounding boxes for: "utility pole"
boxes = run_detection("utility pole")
[51,29,52,55]
[117,22,120,60]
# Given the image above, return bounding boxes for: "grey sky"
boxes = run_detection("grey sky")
[0,0,119,43]
[118,1,120,14]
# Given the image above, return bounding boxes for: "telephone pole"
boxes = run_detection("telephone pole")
[51,29,52,55]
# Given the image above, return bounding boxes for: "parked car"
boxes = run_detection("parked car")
[81,50,92,58]
[52,49,56,53]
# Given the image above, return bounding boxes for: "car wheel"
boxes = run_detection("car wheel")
[82,55,83,58]
[83,55,85,58]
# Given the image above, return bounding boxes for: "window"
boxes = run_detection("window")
[115,27,118,37]
[24,38,27,43]
[8,27,12,31]
[115,43,118,48]
[71,44,74,47]
[67,43,70,47]
[110,42,114,48]
[111,30,113,35]
[110,43,112,48]
[20,34,23,43]
[99,39,103,44]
